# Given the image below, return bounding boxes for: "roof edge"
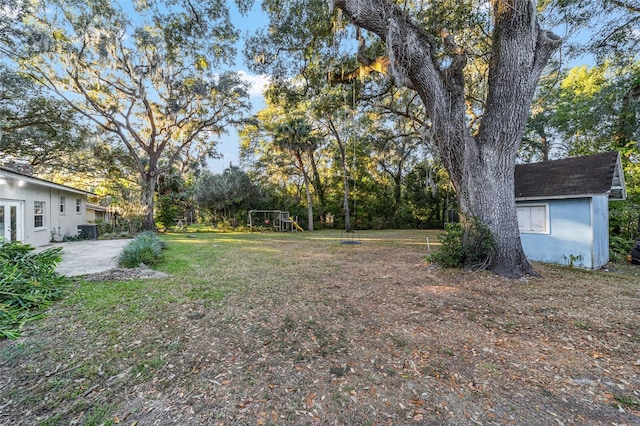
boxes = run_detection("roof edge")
[516,194,610,202]
[0,167,97,196]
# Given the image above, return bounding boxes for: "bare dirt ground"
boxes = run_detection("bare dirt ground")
[1,231,639,425]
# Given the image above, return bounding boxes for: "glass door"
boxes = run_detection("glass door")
[10,204,17,241]
[0,201,22,242]
[0,205,5,241]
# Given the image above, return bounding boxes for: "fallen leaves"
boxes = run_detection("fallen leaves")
[1,231,638,425]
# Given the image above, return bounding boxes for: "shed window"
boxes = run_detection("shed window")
[59,196,66,214]
[34,201,45,229]
[517,204,548,234]
[76,199,82,214]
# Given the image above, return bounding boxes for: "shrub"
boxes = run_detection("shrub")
[92,219,112,236]
[155,195,179,231]
[1,241,70,339]
[610,235,634,262]
[429,217,495,270]
[429,223,465,268]
[117,231,165,268]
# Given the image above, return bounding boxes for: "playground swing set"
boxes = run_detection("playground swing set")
[248,210,304,232]
[247,81,364,243]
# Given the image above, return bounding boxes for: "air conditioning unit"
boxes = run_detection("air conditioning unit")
[77,224,98,239]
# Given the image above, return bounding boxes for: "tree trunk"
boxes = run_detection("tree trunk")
[463,149,531,277]
[294,151,314,231]
[327,118,352,232]
[337,135,352,232]
[304,174,314,231]
[393,167,402,211]
[335,0,562,278]
[542,134,550,162]
[141,170,158,231]
[614,77,640,150]
[309,153,326,221]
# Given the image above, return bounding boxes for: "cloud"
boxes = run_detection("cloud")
[238,71,271,97]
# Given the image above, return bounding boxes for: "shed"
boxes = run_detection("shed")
[0,167,93,246]
[514,151,626,269]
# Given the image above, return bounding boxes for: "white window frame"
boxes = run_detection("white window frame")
[34,201,45,230]
[59,196,66,214]
[517,203,550,234]
[75,198,82,214]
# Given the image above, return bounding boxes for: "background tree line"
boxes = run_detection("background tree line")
[1,0,638,267]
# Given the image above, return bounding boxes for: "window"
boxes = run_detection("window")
[59,196,66,214]
[517,204,549,234]
[34,201,45,229]
[76,198,81,214]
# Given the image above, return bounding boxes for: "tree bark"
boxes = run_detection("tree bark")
[294,151,314,231]
[335,0,562,278]
[338,136,352,232]
[309,153,326,221]
[141,171,158,231]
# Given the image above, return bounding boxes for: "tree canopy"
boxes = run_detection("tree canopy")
[8,0,253,229]
[1,0,638,272]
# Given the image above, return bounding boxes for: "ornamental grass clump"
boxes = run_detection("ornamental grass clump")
[0,241,70,339]
[117,231,165,268]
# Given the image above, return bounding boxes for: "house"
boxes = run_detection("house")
[0,166,94,247]
[514,151,626,269]
[86,203,111,224]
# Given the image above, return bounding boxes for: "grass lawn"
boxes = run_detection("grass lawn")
[0,229,638,425]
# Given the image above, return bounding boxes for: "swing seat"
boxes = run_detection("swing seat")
[340,229,361,245]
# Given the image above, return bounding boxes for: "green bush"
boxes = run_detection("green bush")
[91,219,113,236]
[610,235,634,261]
[155,195,179,231]
[429,217,495,270]
[429,223,466,268]
[117,231,165,268]
[1,241,70,339]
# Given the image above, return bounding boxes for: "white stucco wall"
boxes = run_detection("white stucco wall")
[0,170,88,247]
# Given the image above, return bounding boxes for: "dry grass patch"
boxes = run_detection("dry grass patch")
[0,230,638,425]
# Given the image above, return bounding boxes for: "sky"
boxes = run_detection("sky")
[207,3,270,174]
[207,71,268,173]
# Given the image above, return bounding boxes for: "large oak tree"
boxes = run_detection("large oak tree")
[333,0,562,278]
[250,0,562,277]
[14,0,251,230]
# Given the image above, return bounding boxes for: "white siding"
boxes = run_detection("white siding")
[0,172,88,246]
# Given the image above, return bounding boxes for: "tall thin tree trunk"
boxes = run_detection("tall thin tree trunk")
[309,153,326,221]
[337,136,352,232]
[393,168,402,211]
[294,151,314,231]
[542,134,550,162]
[141,171,157,231]
[303,174,314,231]
[614,78,640,150]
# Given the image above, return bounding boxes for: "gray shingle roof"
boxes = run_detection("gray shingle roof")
[514,152,626,200]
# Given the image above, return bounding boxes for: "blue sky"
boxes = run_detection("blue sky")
[207,3,270,173]
[207,71,268,173]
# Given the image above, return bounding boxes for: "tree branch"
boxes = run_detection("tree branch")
[609,0,640,14]
[478,0,561,151]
